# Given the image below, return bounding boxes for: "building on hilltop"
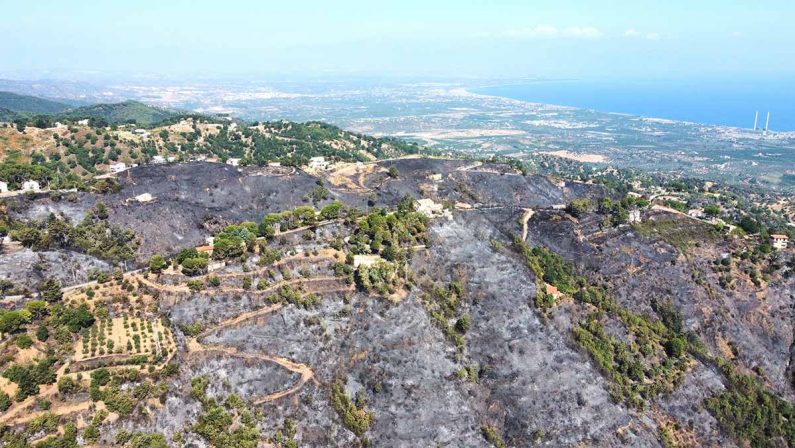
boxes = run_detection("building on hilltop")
[771,234,789,250]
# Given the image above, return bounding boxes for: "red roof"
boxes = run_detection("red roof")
[771,234,788,239]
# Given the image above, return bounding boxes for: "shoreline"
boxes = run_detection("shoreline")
[466,81,795,134]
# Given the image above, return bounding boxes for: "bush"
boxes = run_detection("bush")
[187,280,205,291]
[0,391,11,411]
[57,376,80,394]
[148,254,167,273]
[15,334,33,349]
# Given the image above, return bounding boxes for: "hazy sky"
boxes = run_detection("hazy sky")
[2,0,794,81]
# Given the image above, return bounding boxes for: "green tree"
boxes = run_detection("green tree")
[148,254,167,274]
[38,277,63,302]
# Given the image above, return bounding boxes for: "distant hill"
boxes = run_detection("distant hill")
[62,100,178,127]
[0,91,70,117]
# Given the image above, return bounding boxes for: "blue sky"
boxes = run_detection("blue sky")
[1,0,794,81]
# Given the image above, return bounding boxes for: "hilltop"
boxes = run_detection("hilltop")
[0,116,421,190]
[0,92,71,121]
[0,91,183,128]
[60,100,179,127]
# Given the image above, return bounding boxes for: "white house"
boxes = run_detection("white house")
[308,156,329,170]
[267,162,282,167]
[0,181,7,193]
[22,180,41,192]
[109,162,127,173]
[771,234,789,250]
[151,155,166,164]
[353,254,384,268]
[77,119,90,126]
[133,129,150,137]
[226,158,241,167]
[687,209,705,219]
[628,209,641,223]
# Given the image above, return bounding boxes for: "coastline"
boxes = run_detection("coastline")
[467,80,795,133]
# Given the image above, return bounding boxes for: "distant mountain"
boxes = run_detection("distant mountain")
[0,91,70,116]
[62,100,178,127]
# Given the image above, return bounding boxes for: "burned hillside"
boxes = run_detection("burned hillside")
[0,157,793,448]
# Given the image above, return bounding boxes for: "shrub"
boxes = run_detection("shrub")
[148,254,167,273]
[15,334,33,349]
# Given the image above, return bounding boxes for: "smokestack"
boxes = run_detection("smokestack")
[753,111,758,130]
[765,112,770,132]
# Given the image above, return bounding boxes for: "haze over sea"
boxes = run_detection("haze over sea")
[475,78,795,132]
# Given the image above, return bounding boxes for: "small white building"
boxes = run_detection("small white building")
[226,158,241,167]
[151,155,166,164]
[77,119,90,126]
[0,181,7,193]
[628,209,641,223]
[267,162,281,167]
[109,162,127,173]
[687,209,705,219]
[308,156,329,170]
[353,254,384,268]
[133,129,150,137]
[771,234,789,250]
[22,180,41,192]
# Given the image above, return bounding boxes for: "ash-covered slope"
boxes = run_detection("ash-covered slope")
[1,158,792,447]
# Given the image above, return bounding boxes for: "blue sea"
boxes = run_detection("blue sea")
[474,79,795,131]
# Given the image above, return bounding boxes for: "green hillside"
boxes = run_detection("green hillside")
[0,91,70,116]
[62,100,178,127]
